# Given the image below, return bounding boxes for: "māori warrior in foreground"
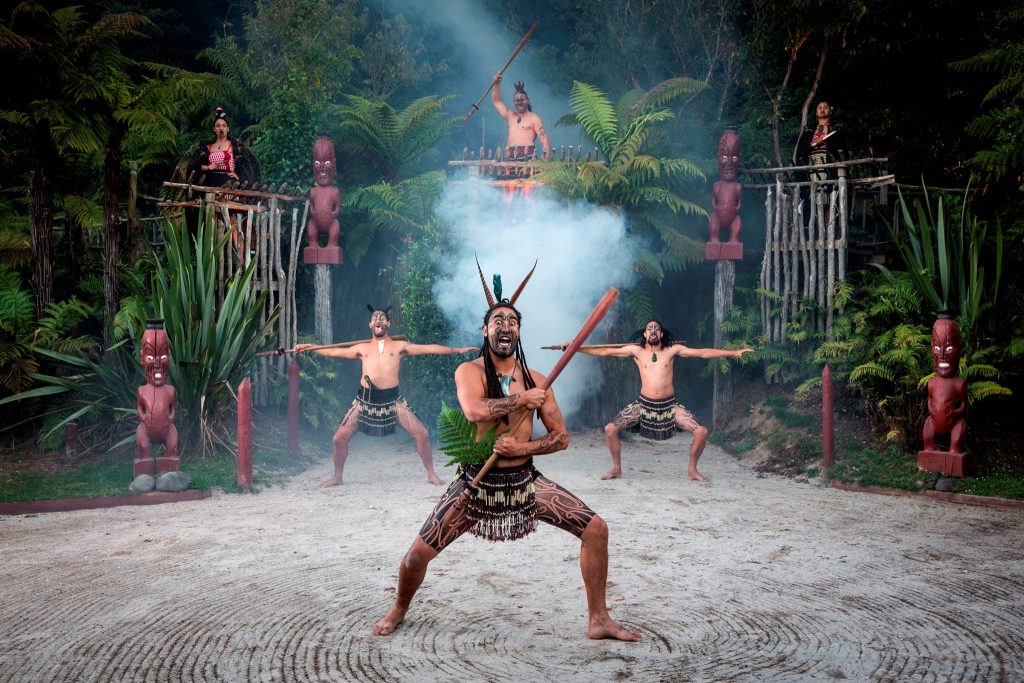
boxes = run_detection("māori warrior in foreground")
[372,265,641,641]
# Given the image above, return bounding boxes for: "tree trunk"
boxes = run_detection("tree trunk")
[65,209,85,291]
[102,130,125,350]
[28,135,54,317]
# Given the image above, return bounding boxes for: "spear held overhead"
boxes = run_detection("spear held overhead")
[463,20,540,124]
[468,287,619,488]
[256,336,407,357]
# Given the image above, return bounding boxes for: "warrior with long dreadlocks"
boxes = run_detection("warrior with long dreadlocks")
[572,320,753,482]
[294,306,476,487]
[491,73,552,160]
[372,262,642,642]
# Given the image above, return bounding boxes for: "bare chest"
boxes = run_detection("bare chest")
[361,347,402,384]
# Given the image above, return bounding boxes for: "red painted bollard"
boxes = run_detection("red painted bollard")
[66,423,79,458]
[288,358,300,459]
[238,377,253,492]
[822,364,835,468]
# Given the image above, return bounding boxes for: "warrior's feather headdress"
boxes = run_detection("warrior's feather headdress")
[366,304,392,318]
[476,256,536,309]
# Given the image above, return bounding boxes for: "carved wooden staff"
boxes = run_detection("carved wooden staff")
[256,335,406,357]
[463,21,540,124]
[468,288,619,488]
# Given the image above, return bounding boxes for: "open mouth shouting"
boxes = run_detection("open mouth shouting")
[491,330,515,357]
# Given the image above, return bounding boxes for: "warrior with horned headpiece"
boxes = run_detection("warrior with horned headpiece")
[294,308,476,487]
[372,261,642,642]
[491,74,552,161]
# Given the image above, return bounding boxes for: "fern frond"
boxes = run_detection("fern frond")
[569,81,619,158]
[438,401,496,466]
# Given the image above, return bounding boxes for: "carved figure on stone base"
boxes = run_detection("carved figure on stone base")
[137,320,177,461]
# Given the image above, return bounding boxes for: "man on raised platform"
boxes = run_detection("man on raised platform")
[491,74,552,161]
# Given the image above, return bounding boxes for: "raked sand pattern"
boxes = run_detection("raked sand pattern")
[2,431,1022,682]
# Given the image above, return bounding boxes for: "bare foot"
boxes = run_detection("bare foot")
[587,616,642,641]
[372,605,406,636]
[319,476,344,488]
[599,469,622,480]
[688,469,709,483]
[426,472,444,486]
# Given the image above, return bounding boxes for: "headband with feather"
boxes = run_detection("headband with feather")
[476,256,537,308]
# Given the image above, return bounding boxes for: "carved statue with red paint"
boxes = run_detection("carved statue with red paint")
[136,320,178,460]
[304,134,342,264]
[710,130,742,244]
[923,317,967,454]
[309,135,341,249]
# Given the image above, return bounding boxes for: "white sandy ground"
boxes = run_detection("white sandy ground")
[1,430,1022,683]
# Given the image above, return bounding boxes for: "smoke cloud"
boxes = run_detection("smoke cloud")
[434,178,637,421]
[368,0,584,152]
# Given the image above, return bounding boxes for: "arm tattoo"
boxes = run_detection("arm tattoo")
[523,430,568,456]
[484,393,520,418]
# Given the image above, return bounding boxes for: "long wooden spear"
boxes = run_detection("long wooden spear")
[463,21,540,124]
[256,335,406,357]
[541,342,636,350]
[467,288,619,489]
[540,341,685,350]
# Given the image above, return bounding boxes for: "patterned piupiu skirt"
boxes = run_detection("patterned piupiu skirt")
[632,393,682,441]
[462,461,538,542]
[505,144,536,162]
[353,385,403,437]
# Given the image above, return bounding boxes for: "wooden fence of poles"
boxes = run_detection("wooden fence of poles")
[743,159,893,373]
[160,177,309,405]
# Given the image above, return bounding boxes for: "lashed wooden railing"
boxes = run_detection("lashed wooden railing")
[742,159,893,348]
[447,144,602,180]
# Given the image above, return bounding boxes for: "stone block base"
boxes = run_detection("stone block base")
[133,456,182,478]
[705,242,743,261]
[303,246,342,265]
[917,450,972,477]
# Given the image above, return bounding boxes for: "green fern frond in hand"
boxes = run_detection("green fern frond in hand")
[438,401,497,467]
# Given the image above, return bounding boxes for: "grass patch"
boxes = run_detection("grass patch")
[0,445,317,504]
[829,441,922,491]
[732,439,757,454]
[950,474,1024,500]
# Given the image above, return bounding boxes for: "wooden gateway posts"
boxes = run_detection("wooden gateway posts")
[160,177,308,405]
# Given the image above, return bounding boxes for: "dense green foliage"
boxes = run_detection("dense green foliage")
[0,1,1022,500]
[149,209,279,454]
[394,224,465,431]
